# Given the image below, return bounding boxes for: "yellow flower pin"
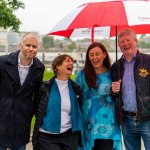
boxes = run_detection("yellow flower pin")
[139,68,149,77]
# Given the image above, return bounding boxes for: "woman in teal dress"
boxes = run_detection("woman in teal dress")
[75,42,122,150]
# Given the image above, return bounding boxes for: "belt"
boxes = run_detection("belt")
[123,110,138,117]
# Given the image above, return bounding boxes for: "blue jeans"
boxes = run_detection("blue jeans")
[0,145,26,150]
[122,116,150,150]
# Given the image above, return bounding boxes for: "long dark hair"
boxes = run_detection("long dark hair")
[83,42,111,89]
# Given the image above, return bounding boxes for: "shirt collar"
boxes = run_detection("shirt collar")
[18,52,33,67]
[122,49,137,62]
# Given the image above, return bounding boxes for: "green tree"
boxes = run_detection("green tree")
[67,42,76,51]
[138,40,146,48]
[139,34,146,40]
[145,42,150,48]
[0,0,24,32]
[42,36,55,49]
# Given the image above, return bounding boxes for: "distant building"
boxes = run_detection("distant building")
[0,28,7,52]
[143,36,150,43]
[0,29,40,53]
[7,31,26,52]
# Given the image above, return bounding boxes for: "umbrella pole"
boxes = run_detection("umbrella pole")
[115,26,118,61]
[91,26,94,43]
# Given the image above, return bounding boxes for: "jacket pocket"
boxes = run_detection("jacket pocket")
[0,112,10,133]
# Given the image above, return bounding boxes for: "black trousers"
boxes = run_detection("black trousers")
[92,139,113,150]
[37,129,79,150]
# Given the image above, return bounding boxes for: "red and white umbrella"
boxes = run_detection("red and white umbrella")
[48,25,150,40]
[47,0,150,59]
[49,26,111,39]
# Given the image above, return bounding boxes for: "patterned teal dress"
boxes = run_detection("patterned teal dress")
[75,69,122,150]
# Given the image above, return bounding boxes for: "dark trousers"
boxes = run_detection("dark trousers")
[0,145,26,150]
[92,139,113,150]
[37,129,79,150]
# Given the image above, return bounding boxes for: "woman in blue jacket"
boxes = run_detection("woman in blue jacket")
[32,54,82,150]
[75,42,122,150]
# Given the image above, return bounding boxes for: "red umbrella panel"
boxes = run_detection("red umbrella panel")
[47,0,150,60]
[48,0,150,34]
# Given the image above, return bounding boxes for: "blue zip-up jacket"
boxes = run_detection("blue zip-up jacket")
[32,76,82,149]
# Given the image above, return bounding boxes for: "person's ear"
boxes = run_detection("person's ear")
[135,38,138,45]
[103,52,106,59]
[19,43,22,49]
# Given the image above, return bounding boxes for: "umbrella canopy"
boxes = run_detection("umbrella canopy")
[48,0,150,60]
[48,25,150,40]
[49,26,111,39]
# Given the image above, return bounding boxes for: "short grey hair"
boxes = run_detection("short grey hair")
[22,32,39,43]
[118,28,137,42]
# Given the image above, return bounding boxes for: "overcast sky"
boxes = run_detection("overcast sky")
[14,0,92,35]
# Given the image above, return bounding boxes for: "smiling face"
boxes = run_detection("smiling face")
[56,56,73,80]
[118,29,138,61]
[118,35,137,57]
[89,46,106,71]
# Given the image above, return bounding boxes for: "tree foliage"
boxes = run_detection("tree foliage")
[67,42,76,50]
[0,0,24,32]
[42,36,55,49]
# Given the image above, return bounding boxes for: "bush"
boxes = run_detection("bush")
[43,70,55,81]
[43,69,75,81]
